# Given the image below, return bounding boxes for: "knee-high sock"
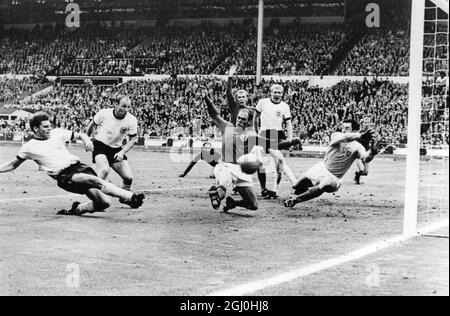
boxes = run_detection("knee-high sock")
[101,182,133,201]
[122,183,132,191]
[258,170,266,190]
[268,149,297,185]
[122,178,133,191]
[272,170,278,193]
[295,186,324,203]
[281,161,297,185]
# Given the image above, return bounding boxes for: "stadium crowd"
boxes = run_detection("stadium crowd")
[336,16,410,76]
[4,0,344,24]
[0,76,48,103]
[1,19,412,77]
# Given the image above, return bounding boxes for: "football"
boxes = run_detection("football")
[237,153,262,174]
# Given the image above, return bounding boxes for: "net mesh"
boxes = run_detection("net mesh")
[418,0,449,230]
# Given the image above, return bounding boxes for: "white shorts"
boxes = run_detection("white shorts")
[304,162,343,190]
[214,162,253,188]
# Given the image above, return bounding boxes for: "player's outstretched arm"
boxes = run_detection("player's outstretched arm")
[74,132,94,152]
[202,87,231,133]
[330,129,375,147]
[226,65,237,105]
[0,157,25,173]
[86,120,96,138]
[227,65,240,124]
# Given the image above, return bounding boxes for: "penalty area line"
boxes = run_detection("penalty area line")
[209,219,449,296]
[0,185,209,203]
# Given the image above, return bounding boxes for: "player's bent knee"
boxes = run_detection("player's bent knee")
[98,168,109,179]
[86,177,105,190]
[320,180,339,193]
[97,199,111,211]
[122,177,133,186]
[248,201,258,211]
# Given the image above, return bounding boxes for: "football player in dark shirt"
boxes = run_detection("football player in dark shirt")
[178,142,221,178]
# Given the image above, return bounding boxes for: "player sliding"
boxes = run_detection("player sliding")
[284,119,381,208]
[86,95,139,208]
[178,142,221,178]
[0,112,145,216]
[201,87,299,212]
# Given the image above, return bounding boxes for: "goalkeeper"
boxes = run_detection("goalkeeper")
[284,119,382,208]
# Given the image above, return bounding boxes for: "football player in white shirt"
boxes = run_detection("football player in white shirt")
[284,119,381,208]
[0,112,145,215]
[86,96,139,208]
[254,84,298,199]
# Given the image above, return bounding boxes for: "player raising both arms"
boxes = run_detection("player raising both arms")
[284,119,381,208]
[178,142,221,178]
[0,112,145,216]
[202,87,299,212]
[86,95,138,208]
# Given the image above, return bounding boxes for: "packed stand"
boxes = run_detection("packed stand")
[335,15,410,76]
[214,21,358,76]
[0,76,48,103]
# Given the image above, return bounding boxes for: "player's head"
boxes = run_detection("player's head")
[236,90,249,107]
[29,112,52,140]
[270,84,284,104]
[343,119,360,133]
[236,108,253,130]
[202,142,212,150]
[360,117,372,131]
[115,96,131,119]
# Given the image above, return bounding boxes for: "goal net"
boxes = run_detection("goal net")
[404,0,449,237]
[418,0,449,235]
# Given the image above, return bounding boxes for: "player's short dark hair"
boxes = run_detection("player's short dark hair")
[29,112,50,132]
[343,119,360,131]
[202,142,212,148]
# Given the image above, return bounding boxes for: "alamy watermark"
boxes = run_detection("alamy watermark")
[65,2,80,29]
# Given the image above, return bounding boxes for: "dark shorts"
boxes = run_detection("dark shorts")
[93,139,127,166]
[260,129,287,153]
[53,162,97,195]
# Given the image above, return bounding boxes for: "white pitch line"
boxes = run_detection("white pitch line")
[0,185,209,203]
[209,219,449,296]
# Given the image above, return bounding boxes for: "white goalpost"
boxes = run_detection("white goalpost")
[403,0,449,237]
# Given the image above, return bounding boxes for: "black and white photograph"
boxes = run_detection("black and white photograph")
[0,0,448,299]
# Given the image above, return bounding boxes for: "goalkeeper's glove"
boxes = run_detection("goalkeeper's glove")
[370,140,383,156]
[359,128,375,145]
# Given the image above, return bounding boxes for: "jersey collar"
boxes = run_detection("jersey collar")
[113,109,125,120]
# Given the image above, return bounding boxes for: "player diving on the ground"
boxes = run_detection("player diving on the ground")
[0,112,145,216]
[284,119,382,208]
[178,142,221,178]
